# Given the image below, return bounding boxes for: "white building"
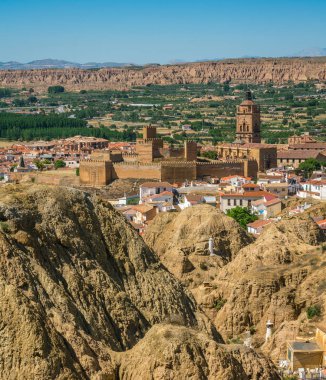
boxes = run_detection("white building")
[63,160,80,168]
[297,179,326,201]
[139,182,173,201]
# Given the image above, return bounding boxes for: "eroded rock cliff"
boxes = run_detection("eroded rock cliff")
[0,185,279,379]
[1,57,326,91]
[145,202,326,363]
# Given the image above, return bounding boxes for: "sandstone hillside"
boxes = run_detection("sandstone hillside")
[145,203,326,363]
[1,57,326,91]
[0,185,279,379]
[144,204,253,284]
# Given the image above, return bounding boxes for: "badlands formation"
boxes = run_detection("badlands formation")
[0,185,280,379]
[144,203,326,363]
[0,58,326,91]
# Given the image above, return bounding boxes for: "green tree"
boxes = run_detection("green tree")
[202,150,218,160]
[0,88,11,98]
[306,305,321,319]
[34,159,45,171]
[54,159,66,170]
[226,207,258,229]
[48,85,65,94]
[296,158,322,178]
[28,96,38,104]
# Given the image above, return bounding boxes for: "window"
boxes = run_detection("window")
[240,199,243,206]
[228,199,231,206]
[233,199,237,206]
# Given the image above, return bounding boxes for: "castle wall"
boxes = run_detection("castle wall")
[244,159,259,178]
[112,162,162,180]
[184,141,197,161]
[161,162,196,183]
[135,141,154,162]
[79,160,112,186]
[196,161,245,179]
[143,125,157,139]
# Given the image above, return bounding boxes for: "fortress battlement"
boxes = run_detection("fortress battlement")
[137,138,163,144]
[80,159,109,164]
[122,152,138,157]
[113,161,161,167]
[197,160,243,165]
[161,161,196,166]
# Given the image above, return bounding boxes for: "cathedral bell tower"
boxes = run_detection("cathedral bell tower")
[235,90,261,144]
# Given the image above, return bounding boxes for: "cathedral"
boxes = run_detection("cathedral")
[79,91,276,186]
[216,90,277,172]
[235,90,261,144]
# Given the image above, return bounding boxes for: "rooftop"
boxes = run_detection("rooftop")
[288,341,323,352]
[278,150,325,159]
[140,181,173,188]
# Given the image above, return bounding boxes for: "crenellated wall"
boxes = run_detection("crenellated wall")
[196,160,245,178]
[112,162,162,180]
[79,160,112,186]
[79,158,259,186]
[161,161,197,183]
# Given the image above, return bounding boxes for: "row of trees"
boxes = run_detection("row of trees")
[0,113,137,141]
[48,86,65,94]
[0,88,11,98]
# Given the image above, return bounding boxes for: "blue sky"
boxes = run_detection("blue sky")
[0,0,325,64]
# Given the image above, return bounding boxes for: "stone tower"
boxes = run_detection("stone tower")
[236,90,261,144]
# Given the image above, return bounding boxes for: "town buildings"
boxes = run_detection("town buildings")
[80,91,280,187]
[80,124,259,186]
[216,91,277,172]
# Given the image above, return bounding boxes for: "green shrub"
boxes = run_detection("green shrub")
[306,305,321,319]
[214,298,226,311]
[0,222,10,233]
[199,262,208,271]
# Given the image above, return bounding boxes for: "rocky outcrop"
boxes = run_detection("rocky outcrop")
[145,203,326,362]
[208,211,326,359]
[115,324,280,380]
[144,204,253,284]
[1,57,326,91]
[0,185,279,379]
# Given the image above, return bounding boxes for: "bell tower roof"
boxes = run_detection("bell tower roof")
[245,90,252,101]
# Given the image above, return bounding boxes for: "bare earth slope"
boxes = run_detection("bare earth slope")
[0,185,279,379]
[1,57,326,91]
[145,203,326,363]
[144,204,253,283]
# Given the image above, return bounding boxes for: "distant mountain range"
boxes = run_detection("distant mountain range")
[0,59,135,70]
[1,49,326,70]
[292,47,326,57]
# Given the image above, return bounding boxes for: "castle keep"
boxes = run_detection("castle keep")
[80,92,275,186]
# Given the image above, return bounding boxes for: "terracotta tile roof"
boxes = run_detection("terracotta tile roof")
[131,205,154,213]
[242,184,260,188]
[185,194,204,202]
[316,219,326,230]
[221,191,277,199]
[264,198,282,206]
[278,150,325,159]
[264,183,289,188]
[140,181,172,188]
[289,143,326,150]
[220,175,245,181]
[146,191,173,200]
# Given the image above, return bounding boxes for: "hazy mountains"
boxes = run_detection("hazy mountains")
[1,48,326,70]
[0,59,135,70]
[293,47,326,57]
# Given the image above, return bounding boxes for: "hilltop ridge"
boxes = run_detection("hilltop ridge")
[0,57,326,91]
